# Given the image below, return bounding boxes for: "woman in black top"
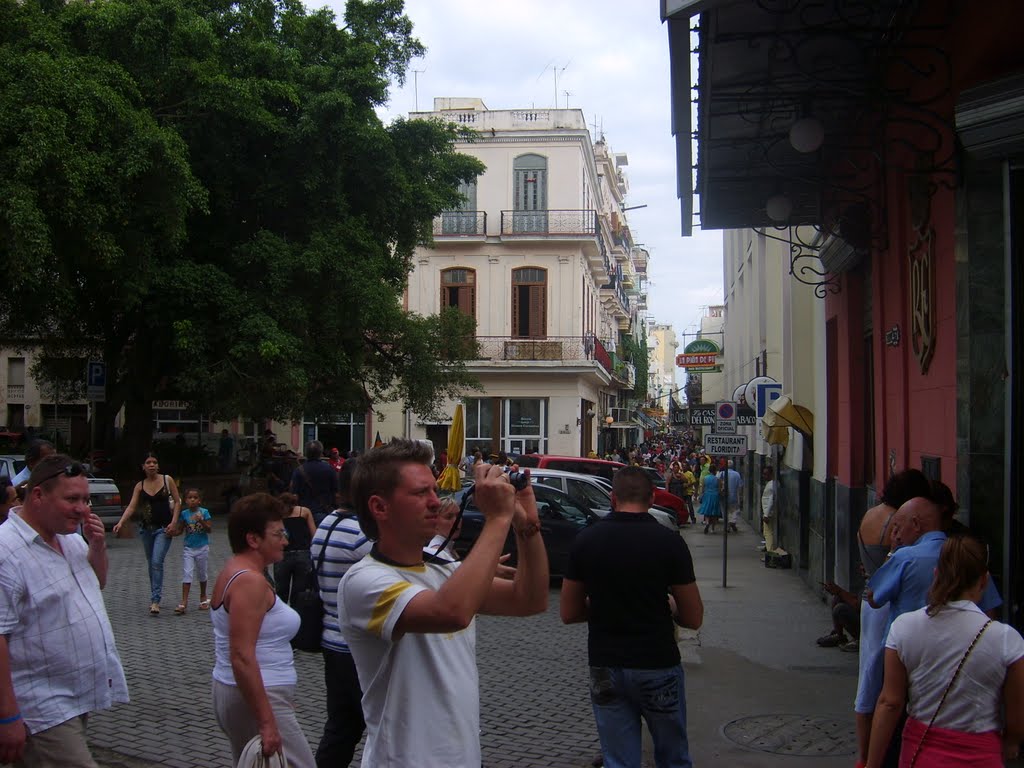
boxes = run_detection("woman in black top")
[114,453,182,614]
[273,492,316,604]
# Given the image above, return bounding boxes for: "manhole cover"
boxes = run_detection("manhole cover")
[722,714,857,756]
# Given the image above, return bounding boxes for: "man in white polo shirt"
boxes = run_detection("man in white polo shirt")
[339,439,549,768]
[0,455,128,767]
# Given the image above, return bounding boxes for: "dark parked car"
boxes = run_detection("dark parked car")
[512,454,687,523]
[449,483,598,576]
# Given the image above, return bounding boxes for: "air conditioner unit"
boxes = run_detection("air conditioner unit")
[610,407,630,423]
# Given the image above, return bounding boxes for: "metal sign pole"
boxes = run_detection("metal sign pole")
[722,462,729,588]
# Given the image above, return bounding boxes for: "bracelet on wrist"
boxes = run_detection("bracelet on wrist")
[0,712,21,725]
[514,522,541,539]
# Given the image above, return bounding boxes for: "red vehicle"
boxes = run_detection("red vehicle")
[512,455,688,524]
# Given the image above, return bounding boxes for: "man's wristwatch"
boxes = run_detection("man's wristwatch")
[514,522,541,539]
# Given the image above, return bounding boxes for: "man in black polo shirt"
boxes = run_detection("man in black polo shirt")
[560,466,703,768]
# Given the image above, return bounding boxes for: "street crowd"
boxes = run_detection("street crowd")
[0,435,1019,768]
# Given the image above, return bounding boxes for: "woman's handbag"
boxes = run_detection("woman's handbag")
[290,514,345,652]
[907,618,993,767]
[237,735,287,768]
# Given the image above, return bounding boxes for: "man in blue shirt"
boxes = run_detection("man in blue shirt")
[865,495,1001,767]
[868,497,1001,622]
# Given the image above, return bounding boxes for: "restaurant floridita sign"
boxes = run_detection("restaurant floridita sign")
[675,338,723,372]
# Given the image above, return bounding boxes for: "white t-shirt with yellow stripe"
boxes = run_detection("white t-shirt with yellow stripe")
[339,553,478,768]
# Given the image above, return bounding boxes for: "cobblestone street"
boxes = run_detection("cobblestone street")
[88,524,602,768]
[85,517,872,768]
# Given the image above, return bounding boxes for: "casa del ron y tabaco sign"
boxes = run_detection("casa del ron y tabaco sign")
[675,338,722,372]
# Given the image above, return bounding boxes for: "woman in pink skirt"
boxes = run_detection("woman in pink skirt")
[867,535,1024,767]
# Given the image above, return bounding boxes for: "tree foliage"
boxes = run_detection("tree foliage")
[0,0,484,454]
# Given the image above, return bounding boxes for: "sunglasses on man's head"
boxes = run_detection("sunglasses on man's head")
[33,462,85,486]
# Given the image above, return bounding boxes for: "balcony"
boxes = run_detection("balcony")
[500,210,597,238]
[608,353,636,388]
[432,211,487,238]
[470,335,613,378]
[6,385,24,401]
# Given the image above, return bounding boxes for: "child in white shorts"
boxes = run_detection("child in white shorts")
[175,488,212,614]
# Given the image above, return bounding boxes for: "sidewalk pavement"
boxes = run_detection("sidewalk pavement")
[676,520,859,767]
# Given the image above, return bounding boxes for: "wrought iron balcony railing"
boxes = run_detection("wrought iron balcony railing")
[499,209,597,236]
[6,385,24,401]
[433,211,487,237]
[472,335,612,377]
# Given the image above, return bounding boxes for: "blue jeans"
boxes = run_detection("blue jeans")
[589,665,691,768]
[138,526,174,603]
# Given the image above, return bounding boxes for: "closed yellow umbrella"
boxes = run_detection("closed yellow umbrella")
[437,404,465,491]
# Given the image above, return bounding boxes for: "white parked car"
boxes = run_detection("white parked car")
[88,477,123,529]
[0,455,26,482]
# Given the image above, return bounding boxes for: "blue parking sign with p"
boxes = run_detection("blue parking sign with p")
[87,361,106,401]
[88,362,106,387]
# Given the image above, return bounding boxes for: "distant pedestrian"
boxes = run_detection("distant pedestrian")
[289,441,339,525]
[309,459,371,768]
[175,488,212,615]
[561,466,703,768]
[11,439,55,498]
[113,453,182,615]
[327,448,344,472]
[274,492,316,606]
[218,429,235,472]
[698,464,721,533]
[0,477,15,523]
[0,455,129,766]
[724,460,742,533]
[760,466,777,552]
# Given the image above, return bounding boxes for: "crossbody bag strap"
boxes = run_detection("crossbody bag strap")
[313,514,346,579]
[908,618,993,768]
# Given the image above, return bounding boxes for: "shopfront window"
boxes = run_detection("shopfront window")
[504,398,547,455]
[303,413,366,455]
[465,397,494,457]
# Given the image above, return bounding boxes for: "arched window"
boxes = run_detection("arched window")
[512,267,547,338]
[441,268,476,320]
[513,154,548,233]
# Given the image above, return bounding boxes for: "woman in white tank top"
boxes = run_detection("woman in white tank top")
[209,493,315,768]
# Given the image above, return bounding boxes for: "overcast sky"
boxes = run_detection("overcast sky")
[320,0,725,342]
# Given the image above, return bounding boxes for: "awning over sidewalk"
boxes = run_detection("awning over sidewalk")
[762,395,814,438]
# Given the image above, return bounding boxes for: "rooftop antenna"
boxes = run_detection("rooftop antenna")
[590,114,599,139]
[537,60,570,108]
[563,90,572,109]
[411,67,426,112]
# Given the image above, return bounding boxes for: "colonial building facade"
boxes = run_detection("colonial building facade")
[378,98,649,458]
[667,0,1024,625]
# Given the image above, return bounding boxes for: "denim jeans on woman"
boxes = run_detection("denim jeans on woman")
[138,526,173,603]
[589,665,691,768]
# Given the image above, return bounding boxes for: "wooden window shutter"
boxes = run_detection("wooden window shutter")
[528,285,546,338]
[457,285,476,318]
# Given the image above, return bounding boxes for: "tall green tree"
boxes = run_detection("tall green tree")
[0,0,483,460]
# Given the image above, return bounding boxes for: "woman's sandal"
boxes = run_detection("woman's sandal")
[174,604,186,615]
[149,603,160,615]
[198,600,211,611]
